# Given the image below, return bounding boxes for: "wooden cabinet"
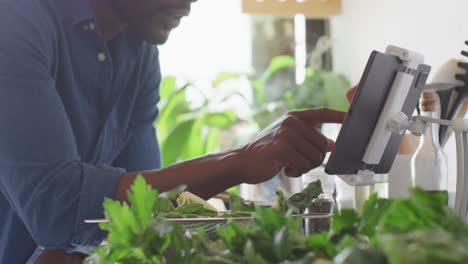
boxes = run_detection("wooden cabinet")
[242,0,341,18]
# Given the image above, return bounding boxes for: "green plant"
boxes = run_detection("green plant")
[87,177,468,264]
[213,55,351,132]
[156,55,350,167]
[156,76,241,167]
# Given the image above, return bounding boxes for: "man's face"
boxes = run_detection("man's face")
[112,0,196,44]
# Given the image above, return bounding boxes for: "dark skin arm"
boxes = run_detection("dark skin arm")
[117,150,242,201]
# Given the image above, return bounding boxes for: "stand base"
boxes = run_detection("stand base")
[338,170,387,186]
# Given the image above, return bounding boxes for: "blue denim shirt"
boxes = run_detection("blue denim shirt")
[0,0,162,262]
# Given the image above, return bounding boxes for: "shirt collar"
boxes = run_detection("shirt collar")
[70,0,96,27]
[60,0,144,51]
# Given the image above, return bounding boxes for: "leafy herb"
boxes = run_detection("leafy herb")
[271,190,288,214]
[87,176,468,264]
[175,203,218,217]
[287,180,324,213]
[86,176,181,263]
[229,193,256,212]
[325,189,468,264]
[334,243,387,264]
[218,207,311,263]
[379,229,468,264]
[306,232,336,259]
[272,190,300,214]
[330,209,360,242]
[176,191,217,211]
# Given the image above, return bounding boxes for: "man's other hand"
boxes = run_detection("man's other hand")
[35,250,84,264]
[235,108,346,184]
[347,85,358,103]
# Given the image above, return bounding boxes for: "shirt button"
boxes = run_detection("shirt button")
[97,52,106,62]
[89,22,96,31]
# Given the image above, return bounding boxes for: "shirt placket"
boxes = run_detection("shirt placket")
[80,20,117,164]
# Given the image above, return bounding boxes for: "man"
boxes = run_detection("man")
[0,0,346,262]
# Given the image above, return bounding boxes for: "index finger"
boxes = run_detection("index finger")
[291,108,347,125]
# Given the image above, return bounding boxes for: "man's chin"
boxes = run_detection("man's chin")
[146,31,170,45]
[128,26,171,45]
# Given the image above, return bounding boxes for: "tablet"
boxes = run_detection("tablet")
[325,50,431,175]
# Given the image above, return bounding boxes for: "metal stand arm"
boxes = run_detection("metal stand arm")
[455,132,464,215]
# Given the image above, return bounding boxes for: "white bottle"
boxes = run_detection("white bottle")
[387,135,420,198]
[411,91,448,193]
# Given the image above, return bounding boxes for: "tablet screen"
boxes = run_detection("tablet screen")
[325,51,430,175]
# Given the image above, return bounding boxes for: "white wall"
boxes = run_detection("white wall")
[159,0,252,81]
[330,0,468,84]
[330,0,468,196]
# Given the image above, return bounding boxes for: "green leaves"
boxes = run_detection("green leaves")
[100,176,158,247]
[322,72,351,112]
[92,176,172,263]
[358,193,392,238]
[157,83,190,143]
[160,76,177,100]
[100,199,138,246]
[271,190,291,214]
[212,72,243,88]
[229,193,256,212]
[161,119,196,166]
[379,229,468,264]
[331,209,360,237]
[218,207,307,263]
[174,203,218,217]
[334,243,387,264]
[204,110,238,128]
[160,110,240,166]
[89,176,207,264]
[157,55,351,169]
[251,55,295,106]
[288,180,324,213]
[306,232,336,259]
[281,67,351,113]
[375,189,458,237]
[326,189,468,264]
[89,176,468,264]
[243,240,269,264]
[128,175,159,229]
[273,226,293,260]
[157,77,241,167]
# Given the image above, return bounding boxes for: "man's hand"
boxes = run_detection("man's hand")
[235,108,347,184]
[35,250,84,264]
[347,85,358,103]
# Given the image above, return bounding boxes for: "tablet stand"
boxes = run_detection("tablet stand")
[337,46,426,186]
[339,77,468,218]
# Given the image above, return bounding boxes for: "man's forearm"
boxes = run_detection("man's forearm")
[115,108,347,202]
[115,149,244,202]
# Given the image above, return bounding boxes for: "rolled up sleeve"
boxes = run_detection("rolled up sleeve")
[69,163,125,252]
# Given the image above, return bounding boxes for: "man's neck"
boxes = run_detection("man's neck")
[90,0,127,42]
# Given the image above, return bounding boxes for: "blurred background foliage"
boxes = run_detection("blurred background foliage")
[156,55,350,167]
